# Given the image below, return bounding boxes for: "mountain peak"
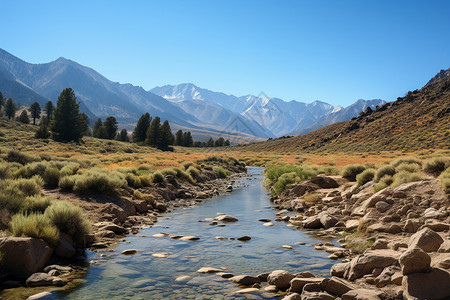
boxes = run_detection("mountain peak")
[425,68,450,87]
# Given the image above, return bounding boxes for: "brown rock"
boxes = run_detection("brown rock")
[342,288,385,300]
[331,262,350,277]
[121,249,137,255]
[319,214,338,229]
[301,291,335,300]
[310,176,339,188]
[55,234,75,258]
[303,216,323,229]
[321,277,356,296]
[399,247,431,275]
[438,240,450,253]
[423,221,450,232]
[408,228,444,252]
[344,250,398,280]
[230,275,260,286]
[402,268,450,300]
[282,293,301,300]
[26,273,64,287]
[237,235,251,241]
[403,219,421,233]
[215,215,238,222]
[289,277,324,293]
[267,270,295,290]
[132,199,148,213]
[94,222,127,234]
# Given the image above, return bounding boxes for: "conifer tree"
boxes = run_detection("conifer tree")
[215,137,225,147]
[80,113,91,135]
[29,102,41,125]
[104,116,118,140]
[35,123,50,139]
[44,101,54,124]
[158,120,173,151]
[132,112,151,143]
[145,116,161,147]
[19,110,30,124]
[118,129,129,142]
[174,129,184,146]
[0,91,4,108]
[50,88,85,142]
[206,137,214,147]
[93,118,102,137]
[5,98,16,120]
[225,139,231,146]
[183,131,193,147]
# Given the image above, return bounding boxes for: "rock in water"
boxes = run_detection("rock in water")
[121,249,137,255]
[215,215,238,222]
[267,270,294,290]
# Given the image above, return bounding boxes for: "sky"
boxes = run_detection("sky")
[1,0,450,106]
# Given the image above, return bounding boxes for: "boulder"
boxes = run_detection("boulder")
[289,277,323,293]
[344,250,398,280]
[321,277,356,296]
[408,228,444,252]
[197,267,222,273]
[0,237,53,277]
[310,176,339,188]
[330,262,350,277]
[319,214,338,229]
[267,270,295,290]
[423,221,450,232]
[303,216,322,229]
[215,215,238,222]
[100,204,127,223]
[345,219,360,230]
[237,236,251,241]
[55,235,75,258]
[438,240,450,253]
[399,247,431,275]
[26,272,64,287]
[282,293,301,300]
[121,249,137,255]
[301,291,335,300]
[375,201,390,213]
[288,183,318,197]
[230,275,260,286]
[43,265,73,274]
[342,288,385,300]
[371,239,389,250]
[132,199,148,213]
[94,222,127,234]
[95,230,115,238]
[403,219,421,233]
[402,268,450,300]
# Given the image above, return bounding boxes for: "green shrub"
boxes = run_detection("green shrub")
[13,167,28,179]
[272,172,299,195]
[213,166,231,179]
[181,161,193,170]
[60,162,80,177]
[25,161,49,177]
[58,175,76,191]
[0,191,25,214]
[439,167,450,193]
[395,163,420,173]
[72,170,126,193]
[304,192,322,205]
[161,168,177,177]
[43,167,60,187]
[374,165,396,182]
[390,157,422,168]
[10,213,59,246]
[22,195,52,214]
[44,201,91,241]
[6,150,40,165]
[139,174,153,187]
[11,176,44,196]
[341,164,366,181]
[391,171,422,188]
[373,175,394,193]
[172,167,195,183]
[0,163,13,179]
[125,173,142,188]
[356,168,376,186]
[423,157,450,177]
[187,166,201,178]
[266,165,317,182]
[152,171,165,184]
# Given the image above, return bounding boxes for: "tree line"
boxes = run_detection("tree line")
[0,88,231,150]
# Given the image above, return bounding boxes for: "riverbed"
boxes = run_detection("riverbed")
[48,167,336,299]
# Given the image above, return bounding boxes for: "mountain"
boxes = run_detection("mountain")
[238,69,450,153]
[425,68,450,87]
[289,99,385,135]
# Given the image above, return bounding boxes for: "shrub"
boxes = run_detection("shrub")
[356,168,376,186]
[58,175,76,191]
[266,165,317,182]
[391,171,422,188]
[44,201,91,241]
[272,172,299,195]
[395,163,420,173]
[13,167,28,179]
[213,166,231,179]
[373,175,394,193]
[13,176,44,196]
[303,192,322,205]
[390,157,422,168]
[0,163,13,179]
[72,170,126,194]
[134,190,154,202]
[187,166,201,178]
[6,150,40,165]
[161,168,177,177]
[374,165,396,182]
[10,213,59,246]
[139,174,153,187]
[172,167,195,183]
[60,162,80,177]
[439,167,450,193]
[0,191,25,214]
[181,161,193,170]
[341,164,366,181]
[25,161,49,177]
[125,173,142,188]
[423,157,450,177]
[22,195,52,214]
[152,171,165,184]
[43,167,60,187]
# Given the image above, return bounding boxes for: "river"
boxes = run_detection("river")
[48,167,335,299]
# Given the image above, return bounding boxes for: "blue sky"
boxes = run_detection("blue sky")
[2,0,449,106]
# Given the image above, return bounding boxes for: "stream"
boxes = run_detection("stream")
[48,167,336,299]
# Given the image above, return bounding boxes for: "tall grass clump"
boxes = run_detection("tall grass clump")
[356,168,376,186]
[423,157,450,177]
[272,172,298,195]
[395,163,420,173]
[11,176,44,196]
[439,167,450,193]
[72,170,126,194]
[0,162,13,179]
[24,161,49,177]
[373,175,394,193]
[341,164,366,181]
[390,157,422,168]
[152,171,165,184]
[44,201,91,241]
[374,165,396,182]
[21,195,52,214]
[266,165,317,182]
[172,167,195,183]
[125,173,142,188]
[10,213,59,246]
[213,166,231,179]
[5,150,40,165]
[58,176,76,191]
[391,171,422,188]
[181,161,193,170]
[43,167,60,187]
[60,162,80,177]
[187,166,201,178]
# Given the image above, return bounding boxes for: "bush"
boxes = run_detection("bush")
[43,167,60,187]
[304,192,322,205]
[356,168,376,186]
[13,167,28,179]
[139,174,153,187]
[72,170,126,194]
[373,175,394,193]
[181,161,193,170]
[10,213,59,246]
[374,165,396,182]
[423,157,450,177]
[272,172,299,195]
[391,171,422,188]
[266,165,317,182]
[0,191,25,214]
[152,171,165,184]
[172,167,195,183]
[21,195,52,214]
[125,173,142,188]
[6,150,40,165]
[160,168,177,177]
[213,166,231,179]
[58,176,76,191]
[13,176,44,196]
[60,162,80,177]
[44,201,91,241]
[187,166,200,178]
[25,161,49,177]
[395,163,420,173]
[341,164,366,181]
[391,157,422,168]
[0,162,13,179]
[439,167,450,193]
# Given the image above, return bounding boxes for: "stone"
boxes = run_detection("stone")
[263,222,274,226]
[258,218,271,222]
[179,236,200,241]
[257,273,269,281]
[345,219,360,230]
[121,249,137,255]
[319,214,338,229]
[321,277,356,296]
[152,252,169,258]
[330,262,350,277]
[55,235,75,258]
[152,233,169,238]
[375,201,390,213]
[310,176,339,188]
[27,292,52,299]
[403,219,421,233]
[399,247,431,275]
[95,230,115,238]
[237,236,251,241]
[155,202,167,212]
[303,216,322,229]
[230,275,261,286]
[26,273,64,287]
[403,268,450,300]
[301,291,335,300]
[289,278,324,293]
[283,245,293,249]
[217,272,234,278]
[197,267,222,273]
[174,275,190,282]
[282,293,301,300]
[132,199,148,213]
[215,215,238,222]
[344,250,398,280]
[423,221,450,232]
[43,265,73,274]
[267,270,295,290]
[0,237,53,277]
[390,272,403,285]
[371,239,389,250]
[342,288,385,300]
[234,288,259,294]
[438,240,450,253]
[263,285,278,292]
[94,222,127,234]
[408,228,444,252]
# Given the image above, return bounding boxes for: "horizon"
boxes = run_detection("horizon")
[2,0,450,106]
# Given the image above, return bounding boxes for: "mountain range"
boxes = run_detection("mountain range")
[0,48,385,142]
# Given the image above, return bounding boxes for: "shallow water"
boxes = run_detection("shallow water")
[48,167,335,299]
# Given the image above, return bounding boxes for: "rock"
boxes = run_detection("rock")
[392,191,406,198]
[257,273,269,281]
[345,219,360,230]
[267,270,295,290]
[408,228,444,252]
[155,202,167,212]
[310,176,339,188]
[48,270,60,276]
[423,221,450,232]
[43,265,73,274]
[234,288,259,294]
[321,277,356,296]
[342,288,385,300]
[170,235,183,239]
[390,272,403,285]
[344,250,398,280]
[152,252,169,258]
[282,293,301,300]
[26,272,64,287]
[215,215,238,222]
[197,267,222,273]
[402,268,450,300]
[179,236,200,241]
[303,216,322,229]
[55,235,75,258]
[237,236,251,241]
[301,291,335,300]
[121,249,137,255]
[375,201,390,213]
[100,204,127,223]
[0,237,53,277]
[94,222,127,234]
[175,275,191,282]
[399,247,431,275]
[289,277,324,293]
[296,271,316,278]
[263,285,278,292]
[90,242,108,249]
[283,245,293,249]
[27,292,52,299]
[2,280,21,288]
[132,199,148,213]
[95,230,115,238]
[152,233,169,237]
[371,239,389,250]
[263,222,274,226]
[438,240,450,253]
[259,219,271,222]
[403,219,421,233]
[331,262,350,277]
[319,214,338,229]
[230,275,261,286]
[217,272,234,278]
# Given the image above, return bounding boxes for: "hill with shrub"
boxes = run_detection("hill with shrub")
[237,69,450,153]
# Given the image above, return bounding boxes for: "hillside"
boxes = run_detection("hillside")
[238,70,450,153]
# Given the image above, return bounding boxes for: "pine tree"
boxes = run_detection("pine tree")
[145,116,161,147]
[225,139,231,146]
[132,113,151,143]
[215,137,225,147]
[19,110,30,124]
[5,98,16,120]
[80,113,90,135]
[103,116,118,140]
[183,131,193,147]
[50,88,85,142]
[174,129,184,146]
[0,91,4,108]
[29,102,41,125]
[158,120,173,151]
[206,137,214,147]
[97,126,108,139]
[44,101,54,124]
[118,129,129,142]
[92,118,102,137]
[35,123,50,139]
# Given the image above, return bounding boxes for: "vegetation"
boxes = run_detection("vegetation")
[29,102,41,125]
[132,113,151,143]
[18,110,30,124]
[423,157,450,176]
[439,167,450,193]
[213,166,231,179]
[356,168,376,186]
[4,98,16,120]
[10,213,60,246]
[374,165,396,182]
[341,164,366,181]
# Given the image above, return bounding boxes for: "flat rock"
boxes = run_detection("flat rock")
[179,236,200,241]
[230,275,260,286]
[408,227,444,252]
[331,262,350,277]
[94,222,127,234]
[152,252,169,258]
[344,249,399,280]
[121,249,137,255]
[152,233,169,238]
[26,273,64,287]
[403,268,450,300]
[217,272,234,278]
[258,219,271,222]
[342,288,385,300]
[175,275,191,282]
[197,267,222,273]
[234,287,260,294]
[237,236,251,241]
[263,222,274,226]
[282,293,301,300]
[289,277,324,293]
[215,215,238,222]
[321,277,356,296]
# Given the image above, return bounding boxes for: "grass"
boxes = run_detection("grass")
[439,167,450,193]
[213,166,231,179]
[10,213,60,246]
[374,165,396,182]
[356,168,376,186]
[423,157,450,176]
[341,164,366,181]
